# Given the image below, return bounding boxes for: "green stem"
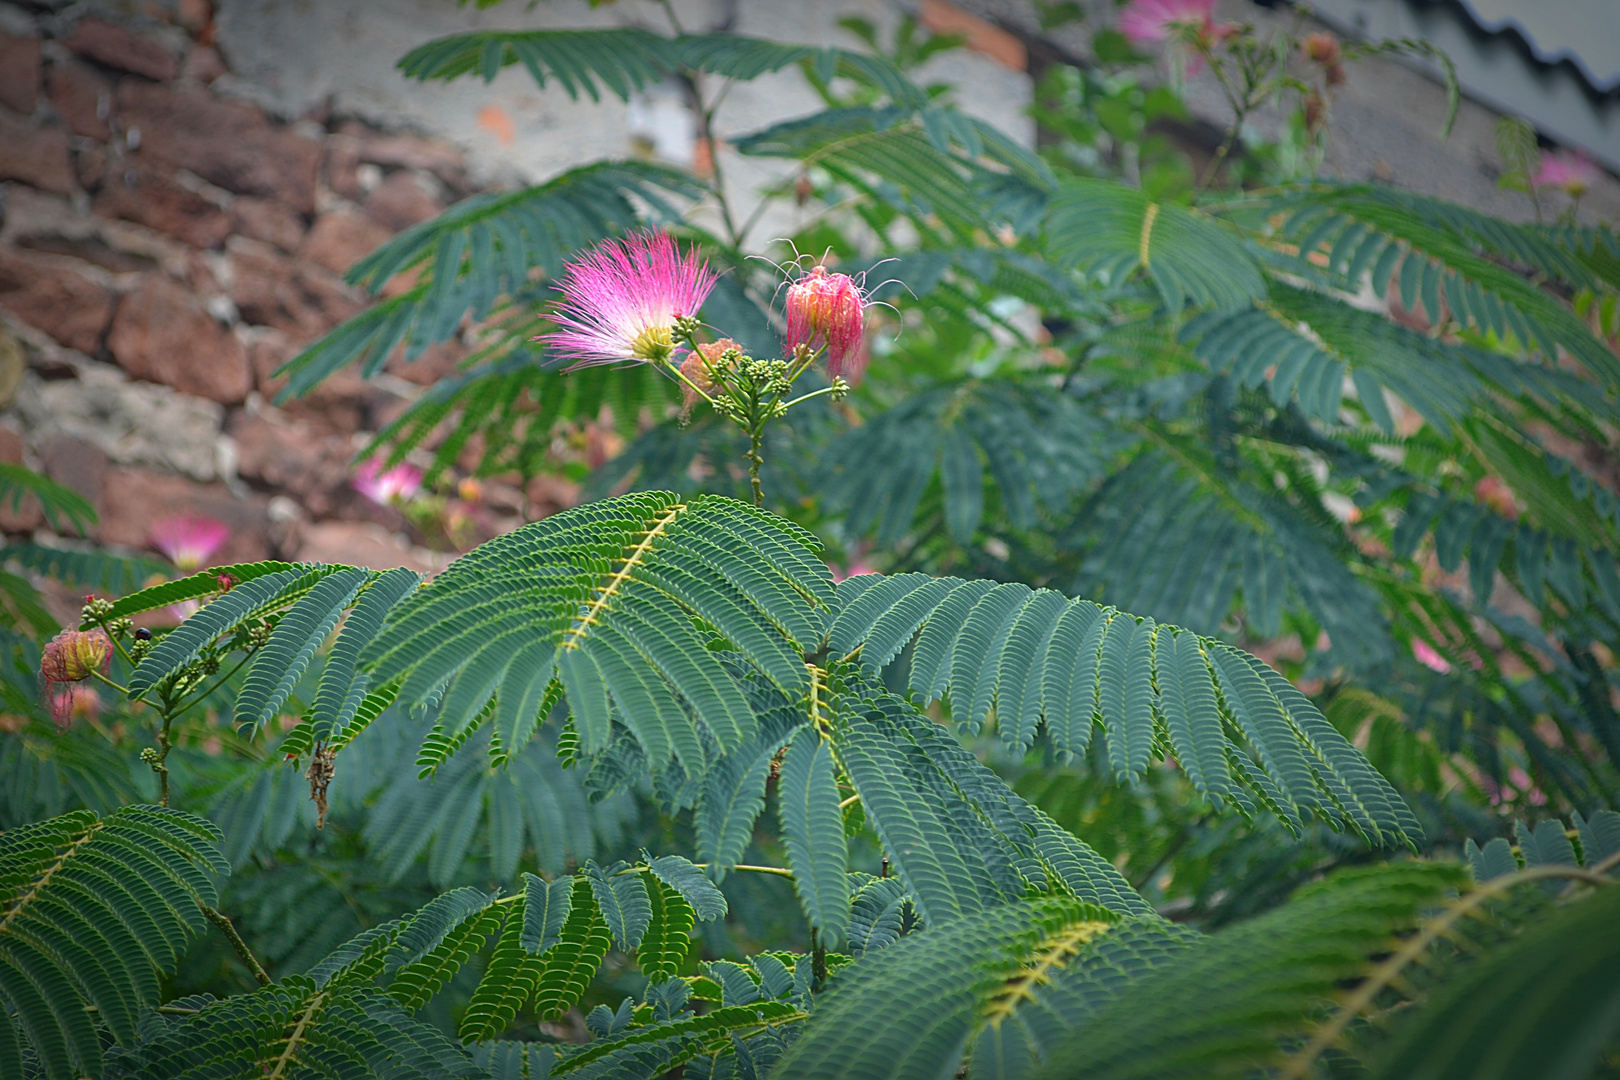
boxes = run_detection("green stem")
[780,384,841,410]
[746,424,766,508]
[200,904,272,986]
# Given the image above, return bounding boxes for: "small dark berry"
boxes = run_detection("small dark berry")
[135,628,153,641]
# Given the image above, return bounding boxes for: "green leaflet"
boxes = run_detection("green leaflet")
[777,726,851,946]
[233,567,372,736]
[533,878,614,1020]
[584,861,652,952]
[520,873,575,956]
[636,876,696,984]
[460,910,547,1042]
[649,854,729,921]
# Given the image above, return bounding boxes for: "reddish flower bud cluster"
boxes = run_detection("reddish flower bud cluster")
[41,628,113,728]
[1302,32,1346,86]
[785,265,867,381]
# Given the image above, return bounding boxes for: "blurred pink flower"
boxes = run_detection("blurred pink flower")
[543,229,717,369]
[785,265,869,382]
[352,460,423,506]
[1411,638,1451,674]
[150,515,230,572]
[1533,150,1599,196]
[829,559,878,584]
[1119,0,1215,43]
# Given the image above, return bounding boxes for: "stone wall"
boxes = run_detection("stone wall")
[0,0,1032,613]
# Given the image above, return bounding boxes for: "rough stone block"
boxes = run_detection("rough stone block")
[0,33,41,115]
[230,196,305,252]
[108,274,252,403]
[117,82,320,213]
[299,209,392,276]
[46,60,113,140]
[226,239,362,339]
[0,109,76,194]
[94,156,233,249]
[64,18,181,82]
[0,248,115,354]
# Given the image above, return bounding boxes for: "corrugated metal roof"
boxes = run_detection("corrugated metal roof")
[1458,0,1620,91]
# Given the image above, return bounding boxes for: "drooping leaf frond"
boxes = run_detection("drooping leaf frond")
[1021,863,1468,1080]
[0,464,96,537]
[829,570,1418,845]
[1046,179,1266,312]
[772,895,1121,1080]
[0,806,226,1080]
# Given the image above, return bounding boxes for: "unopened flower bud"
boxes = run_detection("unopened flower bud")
[140,747,161,765]
[249,622,272,649]
[784,265,868,382]
[1303,32,1341,66]
[1303,91,1327,132]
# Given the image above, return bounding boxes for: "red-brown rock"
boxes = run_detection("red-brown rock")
[73,142,107,190]
[0,110,76,194]
[226,240,362,339]
[361,170,444,232]
[183,46,228,84]
[94,156,232,249]
[338,124,467,190]
[245,328,370,431]
[0,249,115,354]
[96,465,271,562]
[294,519,443,573]
[0,34,41,115]
[299,210,392,276]
[228,410,374,518]
[64,18,181,82]
[117,82,320,214]
[46,61,113,140]
[37,433,108,511]
[107,274,252,402]
[230,197,305,252]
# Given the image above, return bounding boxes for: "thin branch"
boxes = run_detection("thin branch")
[201,903,272,987]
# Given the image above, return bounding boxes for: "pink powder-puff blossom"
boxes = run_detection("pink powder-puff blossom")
[1411,638,1451,675]
[829,558,878,583]
[41,628,112,728]
[1120,0,1218,43]
[150,515,231,572]
[785,265,868,381]
[352,460,424,506]
[543,229,717,369]
[1533,150,1600,197]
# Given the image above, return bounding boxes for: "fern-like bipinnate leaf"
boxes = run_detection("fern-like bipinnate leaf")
[1046,178,1265,312]
[829,572,1419,846]
[0,806,226,1080]
[1014,863,1466,1080]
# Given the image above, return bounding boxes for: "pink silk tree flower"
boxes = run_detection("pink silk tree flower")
[1411,638,1451,675]
[784,265,868,381]
[41,628,112,728]
[1120,0,1216,43]
[150,515,231,572]
[1533,150,1600,197]
[352,460,424,506]
[544,229,717,369]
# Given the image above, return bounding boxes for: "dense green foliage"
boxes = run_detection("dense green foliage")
[4,5,1620,1078]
